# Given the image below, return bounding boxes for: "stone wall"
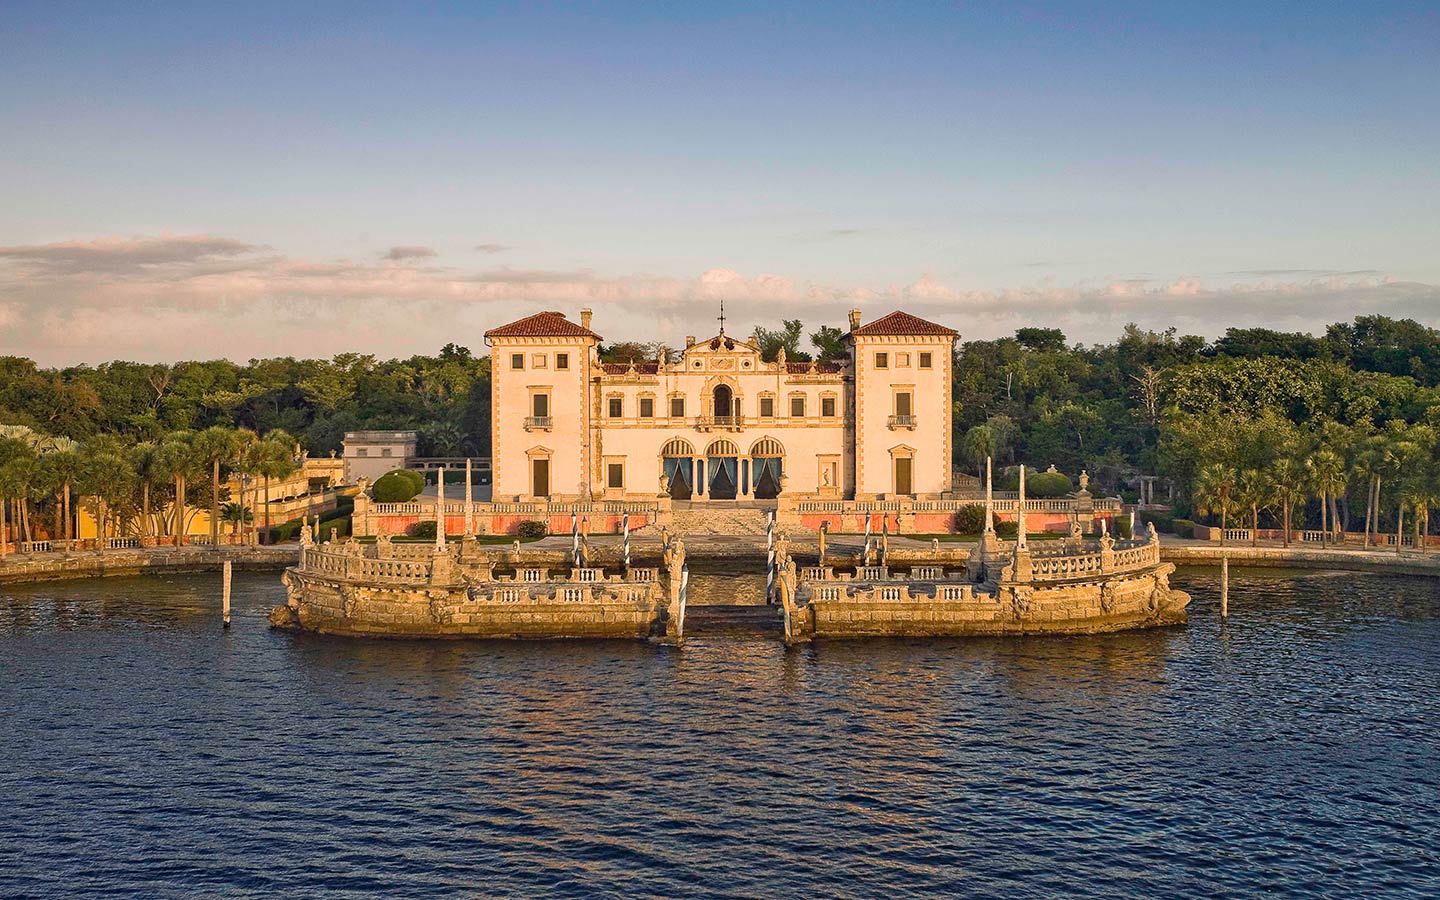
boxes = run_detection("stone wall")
[0,546,295,586]
[277,568,667,639]
[801,566,1185,638]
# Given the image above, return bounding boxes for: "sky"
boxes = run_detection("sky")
[1,1,1437,365]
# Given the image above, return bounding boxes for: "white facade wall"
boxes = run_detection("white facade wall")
[490,335,597,500]
[487,314,954,502]
[852,334,954,498]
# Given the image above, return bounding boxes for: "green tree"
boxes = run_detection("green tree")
[192,426,241,545]
[1307,449,1346,547]
[1193,463,1239,545]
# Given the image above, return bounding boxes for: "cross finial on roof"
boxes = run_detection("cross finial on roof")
[717,298,726,336]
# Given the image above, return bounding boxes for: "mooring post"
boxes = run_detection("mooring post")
[222,558,233,629]
[1220,554,1229,621]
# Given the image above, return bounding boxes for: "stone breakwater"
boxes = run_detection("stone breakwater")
[270,541,670,639]
[0,545,295,586]
[778,531,1190,642]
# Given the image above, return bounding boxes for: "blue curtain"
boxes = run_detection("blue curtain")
[664,457,691,490]
[752,457,781,489]
[710,456,737,489]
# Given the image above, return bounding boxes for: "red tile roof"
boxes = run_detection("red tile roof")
[851,310,956,337]
[484,311,600,339]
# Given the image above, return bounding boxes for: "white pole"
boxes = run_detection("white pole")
[1220,554,1229,620]
[222,558,232,628]
[622,512,631,572]
[766,511,775,602]
[571,512,580,567]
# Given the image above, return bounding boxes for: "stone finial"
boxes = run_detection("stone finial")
[580,308,593,330]
[1079,469,1090,492]
[848,309,862,331]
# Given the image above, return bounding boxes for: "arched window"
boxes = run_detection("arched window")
[661,437,695,457]
[749,437,784,458]
[706,439,740,457]
[713,384,733,418]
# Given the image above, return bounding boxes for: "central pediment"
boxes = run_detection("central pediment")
[681,334,764,373]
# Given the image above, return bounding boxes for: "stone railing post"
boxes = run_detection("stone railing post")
[353,491,371,537]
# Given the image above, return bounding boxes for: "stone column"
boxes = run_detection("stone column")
[984,456,995,535]
[465,458,474,536]
[1016,464,1028,550]
[435,466,446,548]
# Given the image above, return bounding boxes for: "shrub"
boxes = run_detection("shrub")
[266,520,303,543]
[1115,516,1132,539]
[954,504,986,534]
[996,520,1018,538]
[516,521,548,540]
[373,470,424,502]
[407,521,438,540]
[1025,471,1073,498]
[321,519,350,541]
[1172,518,1196,539]
[1140,510,1176,533]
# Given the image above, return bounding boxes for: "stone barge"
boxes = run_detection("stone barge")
[775,526,1190,642]
[272,520,1188,641]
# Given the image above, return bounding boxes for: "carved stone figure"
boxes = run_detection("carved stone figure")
[1010,587,1033,620]
[659,472,670,495]
[1147,522,1160,544]
[1099,581,1117,615]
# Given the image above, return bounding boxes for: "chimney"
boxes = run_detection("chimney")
[848,309,862,331]
[685,335,696,348]
[580,308,593,331]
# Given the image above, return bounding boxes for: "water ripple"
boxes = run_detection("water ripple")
[1,569,1438,898]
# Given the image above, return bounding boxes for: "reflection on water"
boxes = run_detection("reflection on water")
[1,569,1438,898]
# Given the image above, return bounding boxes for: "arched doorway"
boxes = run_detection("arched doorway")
[706,439,740,500]
[661,438,694,500]
[713,384,733,420]
[750,437,784,499]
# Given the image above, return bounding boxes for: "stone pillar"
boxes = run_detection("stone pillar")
[1016,464,1028,550]
[465,458,474,536]
[353,491,371,537]
[984,456,995,535]
[435,466,446,548]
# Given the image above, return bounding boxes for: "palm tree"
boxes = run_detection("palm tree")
[1234,468,1273,547]
[78,436,137,547]
[42,437,82,551]
[220,501,253,539]
[961,425,997,478]
[256,430,298,543]
[1307,449,1346,548]
[192,426,241,546]
[0,436,31,556]
[232,429,259,543]
[153,431,199,545]
[130,441,160,538]
[1193,463,1238,545]
[1267,456,1308,547]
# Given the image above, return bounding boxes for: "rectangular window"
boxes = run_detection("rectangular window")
[919,352,933,369]
[790,396,806,417]
[356,448,368,457]
[532,353,547,369]
[897,353,910,367]
[532,393,549,417]
[511,353,525,370]
[670,397,685,418]
[821,396,837,417]
[639,397,655,418]
[760,396,775,418]
[875,352,888,369]
[381,448,392,457]
[608,397,623,418]
[895,392,913,416]
[555,352,569,370]
[607,463,624,489]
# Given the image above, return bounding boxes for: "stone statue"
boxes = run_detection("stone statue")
[822,467,832,486]
[774,530,791,569]
[358,476,370,496]
[1069,520,1083,544]
[664,537,687,575]
[659,472,670,495]
[818,521,828,565]
[300,516,314,547]
[776,553,797,611]
[1147,522,1160,545]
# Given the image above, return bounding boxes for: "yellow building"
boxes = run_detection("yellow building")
[484,308,956,503]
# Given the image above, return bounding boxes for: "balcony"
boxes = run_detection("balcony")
[524,416,553,431]
[887,414,917,430]
[696,415,744,432]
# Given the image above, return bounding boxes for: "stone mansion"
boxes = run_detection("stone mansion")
[484,308,957,504]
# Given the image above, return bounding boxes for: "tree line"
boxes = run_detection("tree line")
[4,313,1440,541]
[0,424,298,547]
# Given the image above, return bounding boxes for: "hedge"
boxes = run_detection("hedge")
[1173,518,1196,539]
[516,521,548,540]
[954,504,986,534]
[1139,510,1176,533]
[374,470,424,502]
[408,521,438,540]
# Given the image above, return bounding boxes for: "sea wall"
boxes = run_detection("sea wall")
[275,561,668,639]
[800,565,1185,638]
[1162,544,1440,577]
[0,546,295,586]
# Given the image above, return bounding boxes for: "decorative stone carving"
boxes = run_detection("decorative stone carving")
[1099,581,1116,614]
[1010,588,1033,620]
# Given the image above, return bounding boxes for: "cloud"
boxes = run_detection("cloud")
[0,233,260,276]
[474,243,511,254]
[382,245,437,261]
[2,231,1439,364]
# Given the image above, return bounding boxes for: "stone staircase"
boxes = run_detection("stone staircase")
[667,506,775,535]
